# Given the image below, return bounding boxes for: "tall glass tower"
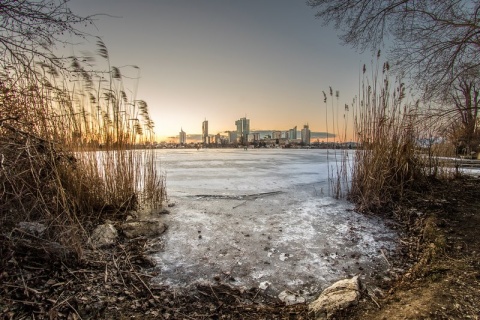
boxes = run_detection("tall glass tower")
[235,117,250,145]
[202,119,208,145]
[179,128,186,144]
[301,124,311,145]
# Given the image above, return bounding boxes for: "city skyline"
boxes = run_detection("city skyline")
[68,0,373,141]
[171,124,333,143]
[174,117,330,144]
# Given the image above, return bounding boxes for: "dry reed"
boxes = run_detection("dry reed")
[331,59,463,214]
[348,60,421,213]
[0,40,166,261]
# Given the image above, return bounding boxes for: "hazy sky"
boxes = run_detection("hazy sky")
[68,0,372,141]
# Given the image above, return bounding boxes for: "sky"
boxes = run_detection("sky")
[67,0,372,142]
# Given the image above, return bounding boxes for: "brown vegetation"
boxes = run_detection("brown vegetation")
[331,60,480,318]
[346,60,421,213]
[0,38,166,262]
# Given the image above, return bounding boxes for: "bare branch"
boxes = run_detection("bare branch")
[0,0,94,73]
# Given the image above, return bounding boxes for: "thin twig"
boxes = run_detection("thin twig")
[233,201,247,209]
[252,288,261,301]
[380,248,392,267]
[62,262,80,281]
[209,284,221,304]
[20,273,29,298]
[120,246,158,302]
[104,262,108,283]
[366,288,381,309]
[66,300,84,320]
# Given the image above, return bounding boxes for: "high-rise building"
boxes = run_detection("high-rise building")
[272,131,282,140]
[301,124,311,144]
[235,117,250,144]
[228,131,237,144]
[179,128,186,144]
[289,126,297,140]
[202,119,208,145]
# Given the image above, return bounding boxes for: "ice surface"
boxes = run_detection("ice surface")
[151,148,397,300]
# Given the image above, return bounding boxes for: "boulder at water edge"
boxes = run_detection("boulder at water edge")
[120,219,166,239]
[91,223,118,248]
[308,275,360,319]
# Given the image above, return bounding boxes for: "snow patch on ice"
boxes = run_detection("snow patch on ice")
[151,149,397,297]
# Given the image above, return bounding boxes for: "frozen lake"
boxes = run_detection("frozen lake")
[151,148,397,300]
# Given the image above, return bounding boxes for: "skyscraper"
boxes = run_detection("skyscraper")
[202,119,208,145]
[289,126,297,140]
[228,131,237,144]
[235,117,250,144]
[179,128,186,144]
[272,131,282,140]
[301,124,311,145]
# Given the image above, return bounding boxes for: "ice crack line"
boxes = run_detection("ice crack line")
[190,191,283,200]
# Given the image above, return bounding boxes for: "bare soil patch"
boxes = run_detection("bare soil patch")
[345,176,480,319]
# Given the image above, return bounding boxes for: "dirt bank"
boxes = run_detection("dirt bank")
[345,176,480,319]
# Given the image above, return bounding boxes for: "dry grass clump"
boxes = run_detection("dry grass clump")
[349,62,423,213]
[347,61,461,213]
[0,41,165,262]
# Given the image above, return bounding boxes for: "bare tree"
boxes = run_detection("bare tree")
[309,0,480,152]
[307,0,480,95]
[435,75,480,154]
[0,0,92,71]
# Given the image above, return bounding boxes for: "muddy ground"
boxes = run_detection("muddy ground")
[344,176,480,319]
[1,176,480,319]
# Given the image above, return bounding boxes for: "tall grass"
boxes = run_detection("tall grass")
[330,59,461,213]
[323,88,352,199]
[0,40,165,260]
[348,60,421,213]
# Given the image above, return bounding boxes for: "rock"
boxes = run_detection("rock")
[120,219,167,239]
[279,253,290,261]
[91,223,118,248]
[15,238,73,261]
[158,208,170,214]
[259,281,271,290]
[308,276,360,319]
[278,290,306,305]
[17,221,47,237]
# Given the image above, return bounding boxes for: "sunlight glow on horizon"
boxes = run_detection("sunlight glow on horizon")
[68,0,369,143]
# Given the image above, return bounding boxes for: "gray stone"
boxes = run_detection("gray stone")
[91,223,118,248]
[259,281,271,290]
[308,276,360,319]
[17,221,47,237]
[121,219,167,238]
[278,290,306,305]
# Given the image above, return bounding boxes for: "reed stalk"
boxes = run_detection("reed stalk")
[348,60,420,213]
[0,43,166,260]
